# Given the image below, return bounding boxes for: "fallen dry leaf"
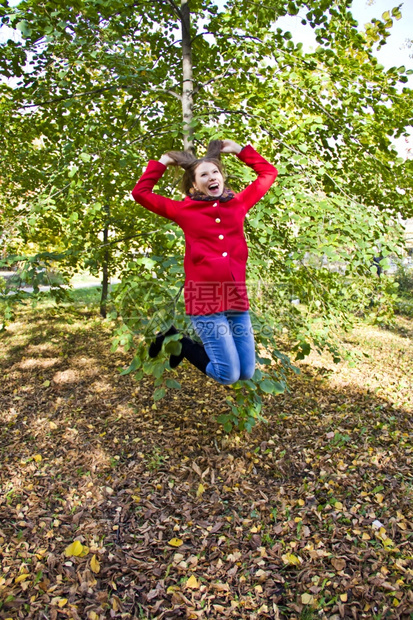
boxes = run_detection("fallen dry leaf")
[168,538,184,547]
[64,540,88,557]
[301,593,314,605]
[331,558,346,571]
[90,554,100,574]
[186,575,200,589]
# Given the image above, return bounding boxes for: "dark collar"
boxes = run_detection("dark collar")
[188,187,235,203]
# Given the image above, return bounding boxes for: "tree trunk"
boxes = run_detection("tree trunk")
[181,0,194,153]
[100,205,110,318]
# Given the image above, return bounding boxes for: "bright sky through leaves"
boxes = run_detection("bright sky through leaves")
[275,0,412,157]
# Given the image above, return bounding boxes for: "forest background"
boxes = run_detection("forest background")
[1,0,412,426]
[1,1,413,618]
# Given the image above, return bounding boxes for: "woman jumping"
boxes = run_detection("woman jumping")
[131,139,278,385]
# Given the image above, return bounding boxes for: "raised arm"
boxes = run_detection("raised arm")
[131,155,179,221]
[220,139,243,155]
[231,144,278,213]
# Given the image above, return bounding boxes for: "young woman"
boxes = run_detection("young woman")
[131,139,278,385]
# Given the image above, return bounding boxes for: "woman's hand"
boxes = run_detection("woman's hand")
[220,139,242,155]
[159,154,175,166]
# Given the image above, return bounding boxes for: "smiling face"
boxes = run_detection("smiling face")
[193,161,224,197]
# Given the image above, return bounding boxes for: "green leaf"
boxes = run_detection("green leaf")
[120,355,141,375]
[271,382,286,394]
[16,20,32,36]
[260,379,275,394]
[153,363,165,379]
[216,414,230,424]
[153,387,166,401]
[164,340,182,356]
[166,378,181,389]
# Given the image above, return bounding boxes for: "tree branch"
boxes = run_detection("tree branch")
[20,81,182,108]
[151,87,182,101]
[21,86,117,108]
[153,0,182,19]
[193,66,235,94]
[203,106,367,206]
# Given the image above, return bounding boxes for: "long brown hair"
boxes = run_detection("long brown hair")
[166,140,225,195]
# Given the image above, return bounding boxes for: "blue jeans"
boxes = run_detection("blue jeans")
[190,311,255,385]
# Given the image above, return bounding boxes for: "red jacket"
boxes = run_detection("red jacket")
[131,145,278,315]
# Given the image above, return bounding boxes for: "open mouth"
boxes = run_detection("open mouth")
[208,183,220,192]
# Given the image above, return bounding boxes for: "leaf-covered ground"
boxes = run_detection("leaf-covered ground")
[1,299,412,620]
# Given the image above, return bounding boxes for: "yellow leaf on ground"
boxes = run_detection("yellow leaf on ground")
[64,540,85,557]
[90,554,100,574]
[168,538,183,547]
[79,545,90,557]
[49,422,58,430]
[334,501,343,510]
[88,612,99,620]
[33,454,42,462]
[281,553,301,566]
[111,596,121,611]
[383,537,394,547]
[58,598,68,607]
[301,593,314,605]
[186,574,200,589]
[196,483,205,498]
[15,574,30,583]
[340,593,348,602]
[375,493,384,503]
